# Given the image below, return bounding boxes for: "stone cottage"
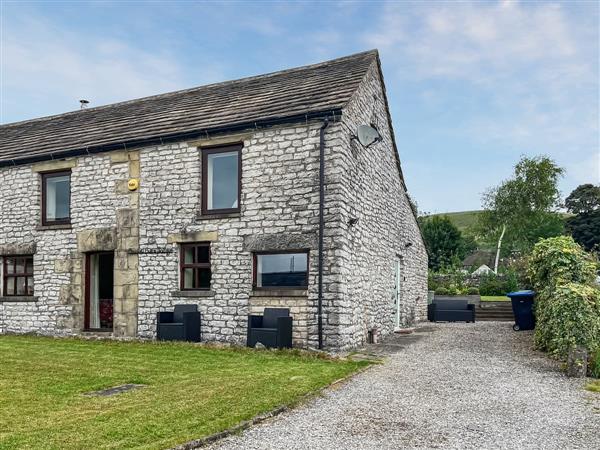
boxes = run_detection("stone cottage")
[0,50,427,350]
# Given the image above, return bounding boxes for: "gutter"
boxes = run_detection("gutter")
[317,117,329,350]
[0,109,342,168]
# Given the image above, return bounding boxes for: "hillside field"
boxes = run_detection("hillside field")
[426,210,482,233]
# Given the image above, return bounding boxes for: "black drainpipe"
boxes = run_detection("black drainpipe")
[317,117,329,350]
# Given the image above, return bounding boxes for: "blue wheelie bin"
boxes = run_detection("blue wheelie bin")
[507,290,536,331]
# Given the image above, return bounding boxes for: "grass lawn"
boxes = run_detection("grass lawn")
[427,210,482,233]
[480,295,510,302]
[586,380,600,393]
[0,336,368,450]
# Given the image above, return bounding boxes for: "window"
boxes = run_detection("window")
[42,170,71,225]
[254,251,308,289]
[3,256,34,296]
[180,243,211,290]
[201,145,241,215]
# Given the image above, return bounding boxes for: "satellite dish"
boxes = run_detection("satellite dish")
[356,125,381,148]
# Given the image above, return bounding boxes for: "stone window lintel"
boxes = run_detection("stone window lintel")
[0,296,39,303]
[31,159,77,173]
[0,243,37,255]
[171,290,216,298]
[167,231,218,244]
[188,132,254,149]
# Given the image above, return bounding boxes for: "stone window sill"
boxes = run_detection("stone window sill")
[251,289,308,298]
[171,290,215,298]
[0,296,39,303]
[196,212,241,221]
[36,223,72,231]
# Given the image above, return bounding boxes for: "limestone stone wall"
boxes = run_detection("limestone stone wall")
[1,63,426,350]
[0,154,128,334]
[0,152,140,336]
[136,124,346,348]
[332,61,429,349]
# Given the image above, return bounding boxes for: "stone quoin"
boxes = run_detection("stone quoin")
[0,50,427,350]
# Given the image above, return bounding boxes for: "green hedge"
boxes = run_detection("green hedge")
[478,273,518,296]
[533,283,600,358]
[528,236,600,369]
[527,236,597,289]
[591,348,600,378]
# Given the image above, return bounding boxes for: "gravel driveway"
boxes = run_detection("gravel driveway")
[209,322,599,450]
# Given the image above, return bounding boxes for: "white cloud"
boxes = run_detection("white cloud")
[363,0,599,200]
[1,14,224,123]
[370,1,589,82]
[565,151,600,186]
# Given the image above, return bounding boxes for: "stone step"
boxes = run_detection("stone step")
[477,316,514,322]
[476,312,514,320]
[478,307,513,313]
[477,310,514,316]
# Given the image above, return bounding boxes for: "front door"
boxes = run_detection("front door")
[85,252,114,331]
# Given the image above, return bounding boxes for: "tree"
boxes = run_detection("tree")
[476,155,565,266]
[565,184,600,214]
[419,215,474,271]
[565,184,600,251]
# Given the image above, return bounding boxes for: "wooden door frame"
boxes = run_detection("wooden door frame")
[84,251,114,331]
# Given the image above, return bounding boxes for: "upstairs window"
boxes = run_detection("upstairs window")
[201,145,241,215]
[3,256,34,296]
[254,251,309,289]
[180,243,211,290]
[42,170,71,225]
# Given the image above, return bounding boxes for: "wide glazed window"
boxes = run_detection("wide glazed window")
[180,243,211,290]
[3,256,34,296]
[42,170,71,225]
[254,252,309,288]
[202,145,241,215]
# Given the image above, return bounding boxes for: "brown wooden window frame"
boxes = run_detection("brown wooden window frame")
[201,144,242,216]
[41,169,72,226]
[179,243,212,291]
[252,250,310,290]
[2,255,34,297]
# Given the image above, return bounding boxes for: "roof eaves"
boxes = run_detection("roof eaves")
[0,108,343,168]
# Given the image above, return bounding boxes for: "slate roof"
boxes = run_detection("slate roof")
[0,50,378,166]
[463,250,496,268]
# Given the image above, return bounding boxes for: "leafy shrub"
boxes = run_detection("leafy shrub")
[533,283,600,358]
[427,272,439,291]
[591,348,600,378]
[467,287,480,295]
[501,269,519,293]
[478,274,516,296]
[434,287,449,295]
[447,285,459,296]
[527,236,598,292]
[506,257,533,290]
[429,268,471,294]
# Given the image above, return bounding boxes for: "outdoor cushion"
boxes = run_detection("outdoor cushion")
[173,304,198,323]
[157,304,201,342]
[436,300,469,310]
[429,300,475,323]
[263,308,290,328]
[247,308,293,349]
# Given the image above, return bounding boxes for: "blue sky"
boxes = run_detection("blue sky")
[1,0,598,213]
